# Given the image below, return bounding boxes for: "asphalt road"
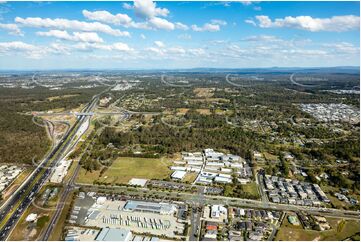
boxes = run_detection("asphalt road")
[0,93,99,241]
[79,184,360,220]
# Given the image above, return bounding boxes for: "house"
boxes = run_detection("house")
[211,205,227,218]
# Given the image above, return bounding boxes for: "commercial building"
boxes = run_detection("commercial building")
[171,170,187,180]
[128,178,148,187]
[95,228,132,241]
[211,205,227,218]
[50,159,71,183]
[123,200,177,215]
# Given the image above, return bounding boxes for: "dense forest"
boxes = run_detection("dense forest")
[0,86,103,164]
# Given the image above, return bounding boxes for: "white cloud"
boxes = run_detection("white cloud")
[0,23,22,35]
[0,41,36,51]
[188,48,205,56]
[191,19,226,32]
[49,42,70,55]
[133,0,169,19]
[240,1,253,6]
[15,17,130,37]
[211,19,227,26]
[191,23,220,32]
[245,19,256,26]
[82,2,187,31]
[175,22,189,30]
[37,30,104,43]
[82,10,132,26]
[154,40,165,48]
[146,46,164,55]
[323,42,359,55]
[253,15,360,32]
[242,35,281,42]
[167,47,186,55]
[144,44,205,59]
[0,41,47,59]
[74,42,133,52]
[240,1,261,10]
[112,42,133,51]
[122,2,132,10]
[140,34,146,39]
[148,17,174,30]
[178,34,191,40]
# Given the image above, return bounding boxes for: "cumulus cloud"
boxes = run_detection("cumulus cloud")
[244,19,256,26]
[175,22,189,30]
[0,41,36,52]
[37,30,104,43]
[133,0,169,19]
[15,17,130,37]
[148,17,175,30]
[0,23,23,35]
[122,2,132,10]
[0,41,48,59]
[82,3,187,31]
[211,19,227,26]
[74,42,133,52]
[144,44,206,59]
[251,15,360,32]
[323,42,359,55]
[154,40,165,48]
[82,10,132,26]
[178,33,191,40]
[240,1,253,6]
[191,23,221,32]
[242,35,281,42]
[191,19,226,32]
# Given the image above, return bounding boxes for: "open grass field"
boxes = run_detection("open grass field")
[183,172,198,183]
[276,216,360,241]
[241,182,260,198]
[9,185,62,240]
[193,88,214,98]
[320,184,359,210]
[263,152,279,161]
[196,109,211,115]
[47,94,79,101]
[177,108,189,115]
[77,157,172,184]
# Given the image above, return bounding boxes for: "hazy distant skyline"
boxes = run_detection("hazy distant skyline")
[0,1,359,70]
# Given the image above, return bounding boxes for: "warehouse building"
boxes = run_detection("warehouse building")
[95,228,132,241]
[123,200,177,215]
[171,170,186,180]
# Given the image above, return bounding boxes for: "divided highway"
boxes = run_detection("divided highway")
[0,93,100,241]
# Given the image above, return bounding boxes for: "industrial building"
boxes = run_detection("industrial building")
[171,170,187,180]
[50,159,71,183]
[95,228,132,241]
[123,200,177,215]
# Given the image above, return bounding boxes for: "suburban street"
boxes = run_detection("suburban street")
[79,183,360,220]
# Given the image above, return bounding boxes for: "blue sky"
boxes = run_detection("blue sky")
[0,1,359,70]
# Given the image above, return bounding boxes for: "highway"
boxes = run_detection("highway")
[41,109,129,240]
[0,92,100,241]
